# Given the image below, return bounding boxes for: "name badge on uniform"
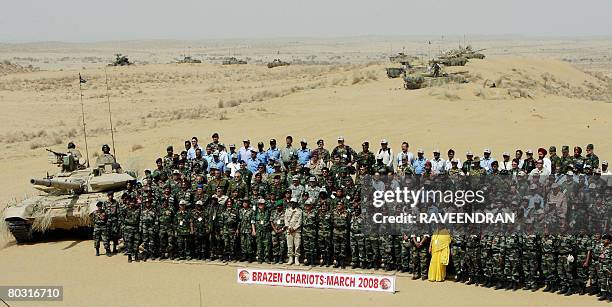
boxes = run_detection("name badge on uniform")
[260,221,264,225]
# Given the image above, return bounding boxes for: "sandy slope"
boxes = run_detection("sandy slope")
[1,39,611,306]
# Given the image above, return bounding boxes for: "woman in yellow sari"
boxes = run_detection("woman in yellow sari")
[428,226,452,282]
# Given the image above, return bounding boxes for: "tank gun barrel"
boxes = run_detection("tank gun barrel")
[30,178,82,190]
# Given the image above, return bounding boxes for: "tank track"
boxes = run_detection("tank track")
[6,219,33,243]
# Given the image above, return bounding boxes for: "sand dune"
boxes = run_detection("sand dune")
[1,38,611,306]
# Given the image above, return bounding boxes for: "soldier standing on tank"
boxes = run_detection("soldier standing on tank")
[122,197,141,263]
[175,200,193,260]
[270,200,287,263]
[104,191,121,254]
[157,199,175,259]
[93,201,111,257]
[254,199,271,263]
[139,198,157,261]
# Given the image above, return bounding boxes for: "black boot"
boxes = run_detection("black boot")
[579,285,586,296]
[412,275,419,280]
[494,281,504,290]
[558,286,568,295]
[135,253,140,262]
[95,248,100,256]
[512,282,518,291]
[466,277,475,285]
[106,248,112,257]
[543,283,552,292]
[128,254,133,263]
[597,291,607,300]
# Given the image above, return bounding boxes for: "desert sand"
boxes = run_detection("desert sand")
[1,37,611,306]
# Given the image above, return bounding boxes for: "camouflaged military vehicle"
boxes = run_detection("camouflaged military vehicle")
[177,56,202,64]
[389,53,417,64]
[109,53,132,66]
[222,57,247,65]
[432,56,469,67]
[267,59,290,68]
[386,67,405,78]
[3,149,135,243]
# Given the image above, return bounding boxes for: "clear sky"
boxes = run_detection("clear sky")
[1,0,611,42]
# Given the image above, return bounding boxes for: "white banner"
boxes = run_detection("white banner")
[237,268,395,293]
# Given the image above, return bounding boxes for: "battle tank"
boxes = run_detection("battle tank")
[177,56,202,64]
[389,52,418,64]
[3,150,135,243]
[267,59,290,68]
[222,57,247,65]
[109,53,132,66]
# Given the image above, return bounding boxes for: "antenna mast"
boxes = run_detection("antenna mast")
[104,68,117,159]
[78,73,90,168]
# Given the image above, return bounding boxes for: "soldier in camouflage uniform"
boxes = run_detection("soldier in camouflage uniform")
[104,192,121,253]
[270,201,287,263]
[302,199,318,266]
[220,198,238,262]
[175,200,193,260]
[92,201,111,257]
[574,228,592,295]
[451,227,466,282]
[238,199,255,262]
[503,230,521,290]
[318,199,333,266]
[332,201,349,268]
[465,232,481,285]
[349,202,366,269]
[122,197,141,263]
[589,233,603,295]
[541,228,558,292]
[192,200,210,260]
[254,199,271,263]
[157,199,175,259]
[140,199,157,261]
[411,231,430,280]
[522,228,541,291]
[491,232,506,289]
[597,234,611,301]
[556,228,575,295]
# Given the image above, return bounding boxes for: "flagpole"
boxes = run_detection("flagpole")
[104,68,117,160]
[78,73,90,168]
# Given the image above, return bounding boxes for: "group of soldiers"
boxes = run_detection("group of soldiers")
[90,134,611,301]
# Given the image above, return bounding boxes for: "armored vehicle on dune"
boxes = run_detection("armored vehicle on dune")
[267,59,290,68]
[386,67,405,78]
[3,150,135,243]
[222,57,247,65]
[109,54,132,66]
[177,56,202,64]
[389,53,417,64]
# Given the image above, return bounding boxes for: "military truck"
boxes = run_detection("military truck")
[108,54,132,66]
[222,57,247,65]
[267,59,290,68]
[3,149,135,243]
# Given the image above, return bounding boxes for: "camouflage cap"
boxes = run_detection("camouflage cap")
[587,144,594,150]
[472,156,481,163]
[549,146,557,152]
[179,200,187,205]
[292,175,299,181]
[257,198,266,204]
[562,145,569,151]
